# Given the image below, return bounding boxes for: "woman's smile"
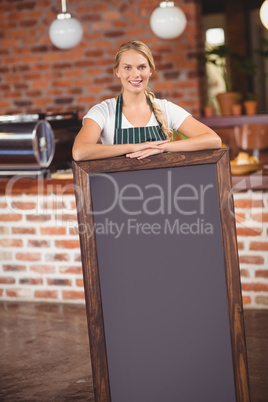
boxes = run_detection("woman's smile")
[129,80,142,87]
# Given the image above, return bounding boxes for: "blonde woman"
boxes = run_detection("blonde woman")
[72,40,221,161]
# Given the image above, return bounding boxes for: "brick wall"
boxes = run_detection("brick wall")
[0,0,205,118]
[234,190,268,308]
[0,178,83,302]
[0,177,268,308]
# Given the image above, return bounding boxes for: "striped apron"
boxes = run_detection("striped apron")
[113,93,166,144]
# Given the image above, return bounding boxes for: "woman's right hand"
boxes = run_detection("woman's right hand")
[127,140,169,154]
[126,140,169,159]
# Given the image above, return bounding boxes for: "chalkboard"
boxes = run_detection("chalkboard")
[73,149,250,402]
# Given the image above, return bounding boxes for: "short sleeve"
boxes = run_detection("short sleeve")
[156,99,191,131]
[82,102,108,129]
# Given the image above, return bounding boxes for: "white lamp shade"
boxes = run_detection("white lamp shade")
[260,0,268,29]
[150,3,187,39]
[49,17,83,49]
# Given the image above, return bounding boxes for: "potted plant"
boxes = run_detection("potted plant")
[243,92,258,115]
[202,45,258,116]
[232,94,242,116]
[233,54,259,115]
[202,45,239,116]
[203,98,215,117]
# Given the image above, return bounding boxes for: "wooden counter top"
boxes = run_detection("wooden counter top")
[0,176,75,196]
[198,114,268,127]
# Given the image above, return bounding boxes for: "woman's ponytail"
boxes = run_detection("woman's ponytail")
[145,87,173,140]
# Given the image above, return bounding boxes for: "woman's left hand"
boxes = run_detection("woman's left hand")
[126,145,165,159]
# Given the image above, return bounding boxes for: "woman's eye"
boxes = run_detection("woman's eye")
[139,66,146,70]
[125,66,131,70]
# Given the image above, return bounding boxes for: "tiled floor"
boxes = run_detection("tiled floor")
[0,302,267,401]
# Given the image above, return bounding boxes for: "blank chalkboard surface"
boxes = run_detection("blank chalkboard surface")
[73,149,250,402]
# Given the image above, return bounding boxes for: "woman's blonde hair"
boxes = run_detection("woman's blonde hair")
[113,40,173,140]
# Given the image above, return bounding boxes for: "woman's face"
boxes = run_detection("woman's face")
[116,49,152,94]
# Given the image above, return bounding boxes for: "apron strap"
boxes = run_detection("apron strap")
[115,93,123,130]
[115,93,162,131]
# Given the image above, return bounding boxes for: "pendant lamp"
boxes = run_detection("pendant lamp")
[150,1,187,40]
[260,0,268,29]
[49,0,83,49]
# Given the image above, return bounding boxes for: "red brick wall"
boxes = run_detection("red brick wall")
[0,178,84,302]
[0,177,268,308]
[0,0,205,119]
[234,192,268,307]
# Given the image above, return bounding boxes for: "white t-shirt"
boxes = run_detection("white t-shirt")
[83,98,191,144]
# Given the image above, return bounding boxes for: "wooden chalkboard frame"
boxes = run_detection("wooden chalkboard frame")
[72,148,250,402]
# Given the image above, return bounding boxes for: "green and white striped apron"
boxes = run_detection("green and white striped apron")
[113,93,166,144]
